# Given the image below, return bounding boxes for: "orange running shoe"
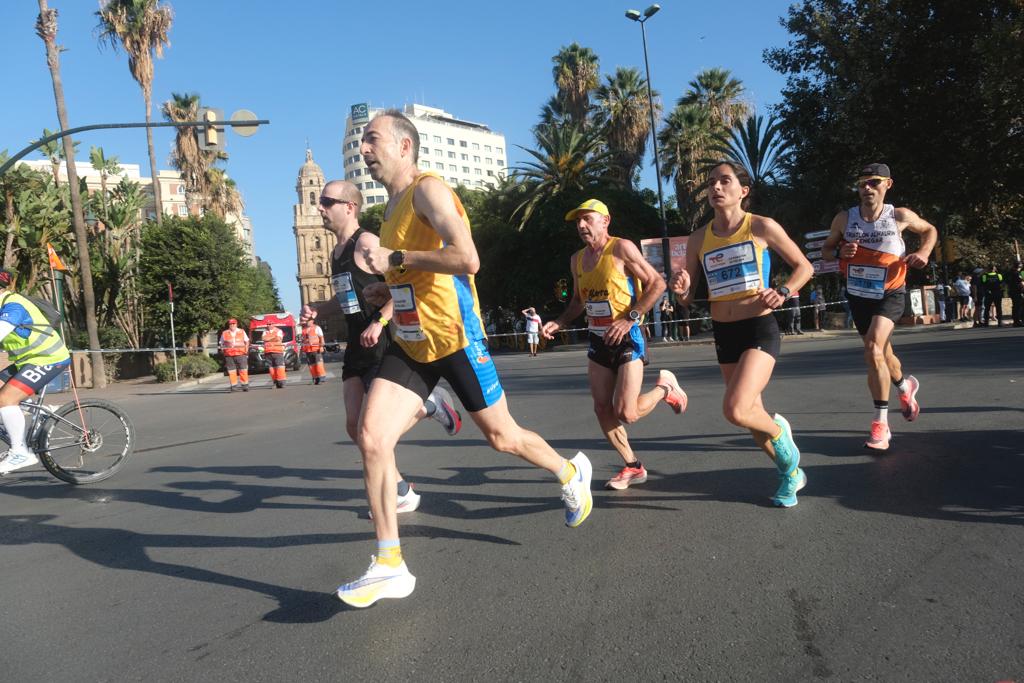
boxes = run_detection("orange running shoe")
[864,420,891,451]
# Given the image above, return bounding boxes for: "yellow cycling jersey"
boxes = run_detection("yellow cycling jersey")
[574,237,641,334]
[379,172,486,363]
[700,213,771,302]
[0,292,70,366]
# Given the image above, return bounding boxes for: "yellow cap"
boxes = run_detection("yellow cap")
[564,199,609,221]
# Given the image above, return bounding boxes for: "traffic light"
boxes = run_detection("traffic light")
[199,108,224,151]
[556,278,569,302]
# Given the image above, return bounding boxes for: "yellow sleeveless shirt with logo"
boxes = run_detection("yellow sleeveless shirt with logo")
[575,237,641,334]
[699,213,771,302]
[380,172,485,363]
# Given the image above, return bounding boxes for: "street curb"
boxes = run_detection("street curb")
[173,373,225,391]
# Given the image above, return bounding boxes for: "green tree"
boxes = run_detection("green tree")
[140,214,267,343]
[35,128,79,185]
[716,114,792,213]
[765,0,1024,247]
[551,43,600,129]
[161,91,208,215]
[88,145,122,218]
[594,67,660,188]
[95,0,173,227]
[678,67,750,130]
[658,103,720,233]
[510,125,613,229]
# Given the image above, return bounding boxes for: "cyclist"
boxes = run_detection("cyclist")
[0,268,71,474]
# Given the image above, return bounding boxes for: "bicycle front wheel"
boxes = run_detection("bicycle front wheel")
[38,399,135,484]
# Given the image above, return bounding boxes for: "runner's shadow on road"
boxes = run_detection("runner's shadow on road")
[0,514,517,624]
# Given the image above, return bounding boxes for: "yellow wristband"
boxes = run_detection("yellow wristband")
[379,318,389,327]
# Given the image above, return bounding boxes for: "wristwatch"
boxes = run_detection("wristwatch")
[628,309,642,322]
[388,249,407,273]
[775,286,791,300]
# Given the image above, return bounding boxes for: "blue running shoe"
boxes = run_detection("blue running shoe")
[772,467,807,508]
[561,452,593,528]
[771,413,800,476]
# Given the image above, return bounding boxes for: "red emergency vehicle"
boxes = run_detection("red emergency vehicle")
[248,312,301,372]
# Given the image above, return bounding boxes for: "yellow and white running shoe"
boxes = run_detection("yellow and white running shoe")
[336,557,416,608]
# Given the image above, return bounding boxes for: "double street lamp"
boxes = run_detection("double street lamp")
[625,4,672,281]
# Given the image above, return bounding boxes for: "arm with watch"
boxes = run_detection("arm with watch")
[360,299,395,348]
[604,238,667,346]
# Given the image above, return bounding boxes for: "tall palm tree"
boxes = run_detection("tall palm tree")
[205,168,244,219]
[658,103,721,233]
[95,0,173,226]
[551,43,600,129]
[509,124,612,229]
[594,66,660,188]
[89,145,122,218]
[679,67,750,131]
[161,91,211,215]
[36,0,107,386]
[717,114,791,193]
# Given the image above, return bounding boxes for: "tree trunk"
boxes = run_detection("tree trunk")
[3,188,17,268]
[144,86,163,226]
[37,0,107,387]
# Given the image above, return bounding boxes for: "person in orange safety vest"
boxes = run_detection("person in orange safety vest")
[301,318,327,385]
[220,318,250,392]
[262,325,288,389]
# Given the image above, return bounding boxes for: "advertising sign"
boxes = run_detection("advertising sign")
[350,103,370,125]
[641,236,688,276]
[812,259,840,274]
[804,239,825,250]
[803,230,830,240]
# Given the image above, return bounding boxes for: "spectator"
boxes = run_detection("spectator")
[660,296,677,341]
[812,286,826,330]
[1004,259,1023,327]
[953,272,971,321]
[521,307,542,356]
[980,263,1005,326]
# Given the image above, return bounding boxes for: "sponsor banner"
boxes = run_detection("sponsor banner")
[804,239,825,250]
[350,103,369,125]
[641,236,688,276]
[812,259,840,274]
[803,229,830,240]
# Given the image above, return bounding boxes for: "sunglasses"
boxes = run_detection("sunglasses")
[855,177,887,189]
[319,196,355,209]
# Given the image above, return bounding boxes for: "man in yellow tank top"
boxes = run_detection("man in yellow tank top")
[543,199,688,490]
[334,110,594,608]
[821,163,937,451]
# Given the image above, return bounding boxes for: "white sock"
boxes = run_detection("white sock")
[894,377,908,394]
[873,406,889,424]
[0,405,28,452]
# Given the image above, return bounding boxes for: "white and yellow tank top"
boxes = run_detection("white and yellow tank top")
[700,213,770,302]
[841,204,907,299]
[574,237,640,334]
[379,172,485,363]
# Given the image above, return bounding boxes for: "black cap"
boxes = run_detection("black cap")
[857,163,891,179]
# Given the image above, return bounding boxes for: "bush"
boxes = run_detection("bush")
[153,353,220,383]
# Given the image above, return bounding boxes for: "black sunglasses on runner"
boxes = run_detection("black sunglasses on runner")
[319,196,354,208]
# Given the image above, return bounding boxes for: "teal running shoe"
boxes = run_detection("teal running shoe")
[772,467,807,508]
[771,413,800,476]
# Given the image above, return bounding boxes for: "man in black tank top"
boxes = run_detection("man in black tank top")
[320,180,462,515]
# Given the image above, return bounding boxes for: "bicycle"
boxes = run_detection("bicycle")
[0,383,135,484]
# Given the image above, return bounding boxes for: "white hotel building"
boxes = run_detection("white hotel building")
[341,103,507,209]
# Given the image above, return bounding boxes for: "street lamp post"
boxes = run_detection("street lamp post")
[626,4,672,282]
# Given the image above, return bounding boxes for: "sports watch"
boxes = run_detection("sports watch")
[388,249,407,273]
[775,286,791,300]
[628,309,642,322]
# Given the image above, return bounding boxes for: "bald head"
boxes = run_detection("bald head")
[322,180,363,212]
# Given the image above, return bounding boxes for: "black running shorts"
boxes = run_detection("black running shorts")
[847,289,906,336]
[712,314,781,365]
[375,340,503,413]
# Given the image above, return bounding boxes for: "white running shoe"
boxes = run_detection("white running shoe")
[426,386,462,436]
[561,451,593,528]
[0,449,39,475]
[656,369,688,414]
[336,557,416,608]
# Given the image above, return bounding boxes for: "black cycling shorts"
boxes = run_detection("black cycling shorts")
[0,359,70,395]
[712,315,781,365]
[375,339,503,413]
[847,289,906,336]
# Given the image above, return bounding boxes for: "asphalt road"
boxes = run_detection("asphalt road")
[1,326,1021,682]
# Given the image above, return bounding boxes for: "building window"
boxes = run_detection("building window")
[314,236,321,249]
[496,147,504,154]
[474,168,481,174]
[472,143,480,150]
[463,179,471,186]
[447,137,455,145]
[449,164,457,171]
[448,151,456,159]
[485,157,492,164]
[497,160,505,167]
[460,140,468,147]
[487,170,494,176]
[422,147,430,155]
[309,191,315,205]
[434,135,442,143]
[177,204,188,216]
[420,133,427,140]
[485,145,492,152]
[318,286,326,300]
[462,166,469,173]
[315,262,323,275]
[473,155,480,162]
[461,153,468,161]
[449,177,458,184]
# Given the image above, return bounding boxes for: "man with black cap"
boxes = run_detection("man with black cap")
[822,163,938,451]
[0,268,71,474]
[542,198,688,491]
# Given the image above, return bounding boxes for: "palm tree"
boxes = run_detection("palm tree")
[161,91,212,215]
[509,124,612,229]
[658,103,721,233]
[89,145,122,219]
[205,168,244,219]
[95,0,173,226]
[551,43,600,129]
[717,114,791,195]
[679,67,750,131]
[36,0,107,387]
[594,67,660,188]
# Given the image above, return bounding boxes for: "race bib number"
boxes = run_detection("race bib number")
[585,300,614,334]
[388,284,425,342]
[847,264,886,300]
[703,241,761,298]
[331,272,361,314]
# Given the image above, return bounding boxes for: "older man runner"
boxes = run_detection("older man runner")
[821,163,937,451]
[335,110,593,608]
[543,199,687,490]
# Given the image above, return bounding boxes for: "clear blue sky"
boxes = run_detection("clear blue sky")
[1,0,795,316]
